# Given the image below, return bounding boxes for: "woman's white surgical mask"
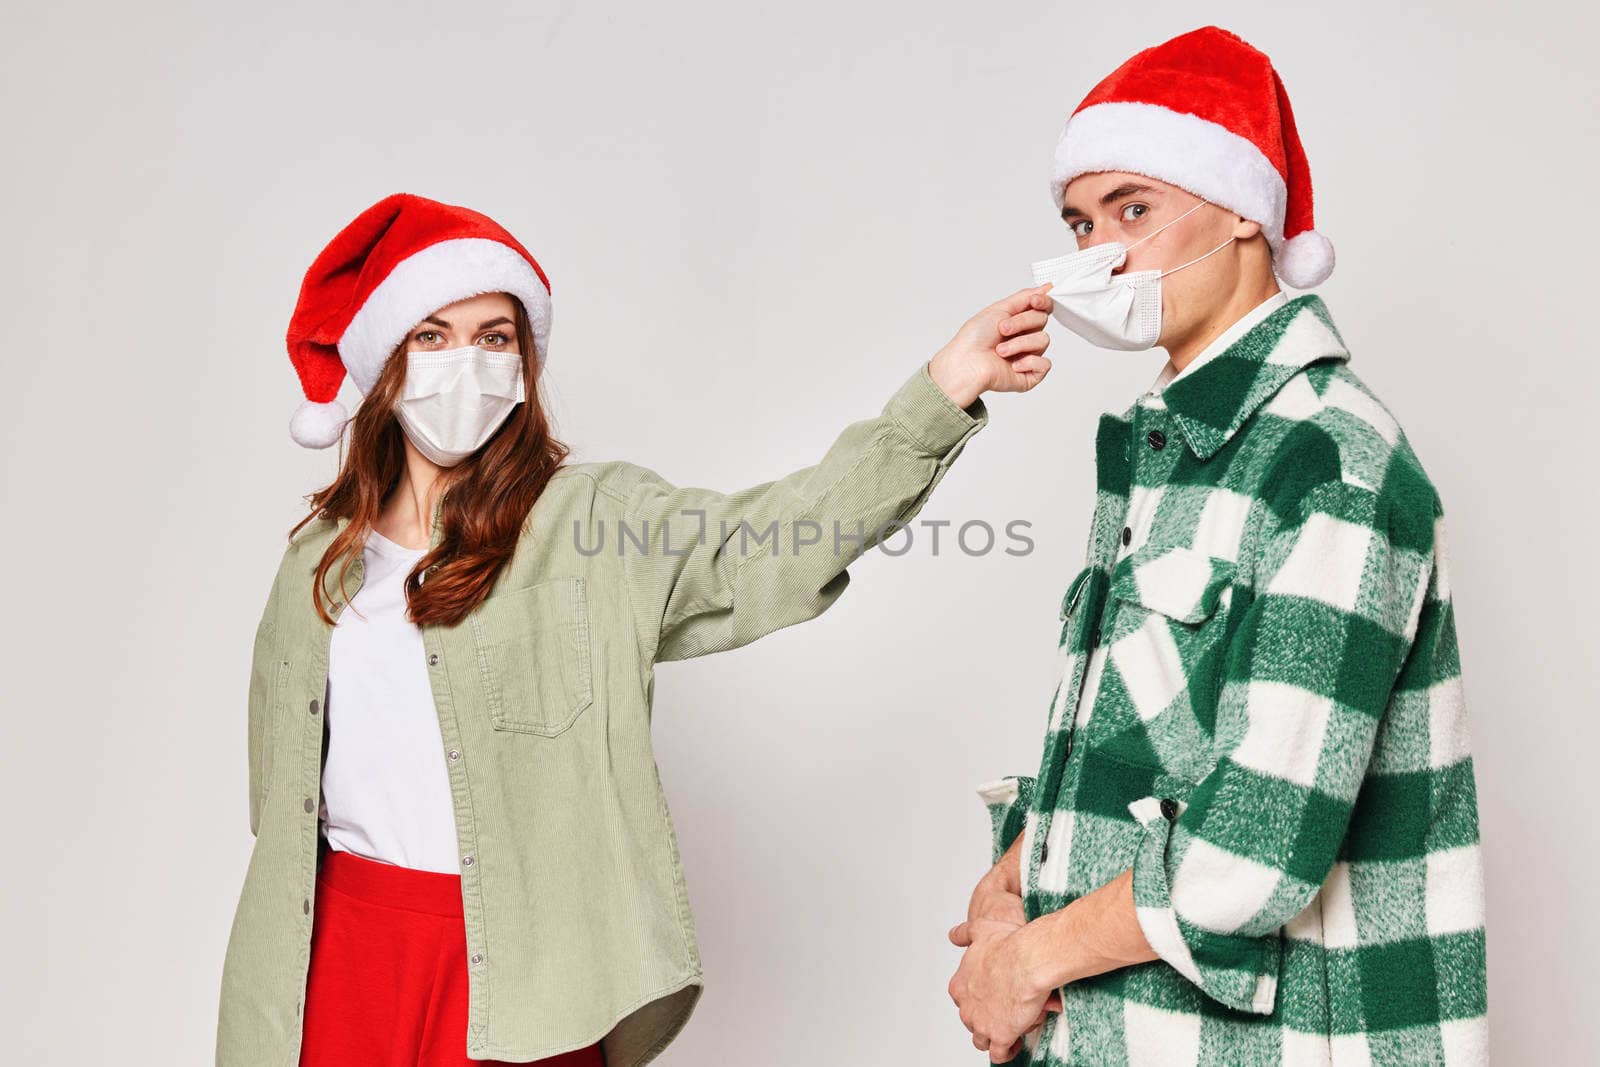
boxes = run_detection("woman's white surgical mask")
[392,345,526,467]
[1030,198,1236,351]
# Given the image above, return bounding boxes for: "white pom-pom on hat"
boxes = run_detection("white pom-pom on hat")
[1275,229,1335,290]
[289,398,351,449]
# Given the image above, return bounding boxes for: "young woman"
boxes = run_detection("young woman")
[216,192,1053,1067]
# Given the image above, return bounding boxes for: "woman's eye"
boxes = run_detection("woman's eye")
[415,330,440,345]
[479,332,509,347]
[1122,203,1148,223]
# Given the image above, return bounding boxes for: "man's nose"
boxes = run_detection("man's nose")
[1079,237,1123,273]
[1079,233,1128,274]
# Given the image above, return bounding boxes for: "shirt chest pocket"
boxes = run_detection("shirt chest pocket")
[1093,544,1238,777]
[468,576,595,737]
[1110,543,1237,623]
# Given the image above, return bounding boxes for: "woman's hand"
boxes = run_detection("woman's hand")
[928,284,1055,409]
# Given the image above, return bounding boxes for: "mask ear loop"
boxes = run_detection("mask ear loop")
[1159,234,1237,279]
[1125,196,1212,254]
[1044,195,1221,279]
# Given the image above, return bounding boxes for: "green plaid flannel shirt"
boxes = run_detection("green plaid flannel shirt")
[980,294,1487,1065]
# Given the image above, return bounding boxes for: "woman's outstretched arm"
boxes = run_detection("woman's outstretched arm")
[612,285,1054,663]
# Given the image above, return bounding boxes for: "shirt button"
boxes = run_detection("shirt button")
[303,797,315,813]
[1121,526,1132,546]
[469,952,484,966]
[447,749,461,762]
[1160,797,1179,820]
[462,854,474,868]
[427,653,440,667]
[1147,429,1167,451]
[308,698,320,716]
[1039,839,1049,864]
[1091,626,1102,647]
[303,898,310,915]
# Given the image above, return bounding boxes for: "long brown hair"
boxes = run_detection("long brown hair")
[289,294,569,629]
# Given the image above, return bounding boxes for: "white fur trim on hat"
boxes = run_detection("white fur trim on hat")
[337,237,552,394]
[290,398,351,449]
[1275,229,1335,289]
[1051,101,1289,250]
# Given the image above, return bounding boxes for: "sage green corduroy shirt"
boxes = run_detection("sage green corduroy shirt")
[217,362,986,1066]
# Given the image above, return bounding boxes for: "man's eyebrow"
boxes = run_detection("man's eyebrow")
[1060,182,1160,219]
[420,315,514,330]
[1101,182,1157,205]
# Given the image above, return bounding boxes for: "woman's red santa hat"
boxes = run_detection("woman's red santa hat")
[284,192,553,448]
[1049,25,1335,290]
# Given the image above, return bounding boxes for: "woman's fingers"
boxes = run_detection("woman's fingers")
[997,330,1051,358]
[1001,355,1052,389]
[998,308,1051,337]
[991,284,1054,319]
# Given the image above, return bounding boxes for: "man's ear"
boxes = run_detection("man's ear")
[1233,217,1264,240]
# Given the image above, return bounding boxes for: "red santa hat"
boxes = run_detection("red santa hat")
[284,192,553,449]
[1049,26,1334,290]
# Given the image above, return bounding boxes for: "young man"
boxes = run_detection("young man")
[945,26,1488,1066]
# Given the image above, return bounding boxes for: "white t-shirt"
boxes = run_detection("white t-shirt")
[318,528,460,872]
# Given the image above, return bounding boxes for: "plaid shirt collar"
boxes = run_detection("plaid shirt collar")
[1122,292,1352,461]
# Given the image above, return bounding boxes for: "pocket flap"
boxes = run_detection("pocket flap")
[1110,544,1236,624]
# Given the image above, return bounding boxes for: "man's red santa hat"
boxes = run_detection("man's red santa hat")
[1049,25,1334,290]
[284,192,553,448]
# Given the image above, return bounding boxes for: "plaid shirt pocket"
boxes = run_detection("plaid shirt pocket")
[1108,543,1237,624]
[1083,544,1238,781]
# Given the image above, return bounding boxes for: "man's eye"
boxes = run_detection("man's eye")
[1122,203,1148,223]
[1070,220,1092,239]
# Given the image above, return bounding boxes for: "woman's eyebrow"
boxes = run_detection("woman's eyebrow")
[418,315,514,330]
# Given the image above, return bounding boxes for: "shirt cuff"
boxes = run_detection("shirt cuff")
[884,361,989,456]
[978,775,1035,865]
[1127,794,1281,1016]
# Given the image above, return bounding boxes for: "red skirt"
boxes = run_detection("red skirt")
[299,845,606,1067]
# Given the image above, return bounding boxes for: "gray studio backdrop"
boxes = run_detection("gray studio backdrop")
[2,1,1594,1062]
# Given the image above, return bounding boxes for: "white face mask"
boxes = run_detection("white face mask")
[1030,197,1236,351]
[392,345,526,467]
